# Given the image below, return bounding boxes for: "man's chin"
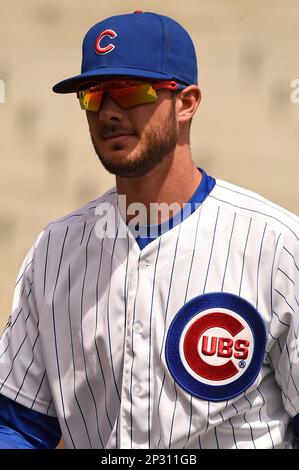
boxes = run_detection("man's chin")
[99,159,155,178]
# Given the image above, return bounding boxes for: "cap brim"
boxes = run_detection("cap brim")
[52,68,175,93]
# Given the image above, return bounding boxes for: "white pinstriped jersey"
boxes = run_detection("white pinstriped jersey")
[0,178,298,449]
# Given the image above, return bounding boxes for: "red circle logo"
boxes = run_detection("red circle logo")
[166,293,267,401]
[180,308,253,386]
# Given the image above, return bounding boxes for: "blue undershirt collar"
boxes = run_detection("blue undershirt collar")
[132,168,215,250]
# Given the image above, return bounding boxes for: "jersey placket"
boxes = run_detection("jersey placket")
[119,247,154,449]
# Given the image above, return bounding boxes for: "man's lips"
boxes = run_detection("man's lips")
[101,130,135,140]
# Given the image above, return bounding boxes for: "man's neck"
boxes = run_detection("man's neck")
[115,149,201,224]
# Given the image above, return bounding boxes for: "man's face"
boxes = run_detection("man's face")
[86,84,178,178]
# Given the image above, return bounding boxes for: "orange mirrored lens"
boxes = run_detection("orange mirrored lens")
[110,85,157,108]
[78,83,158,111]
[78,88,103,112]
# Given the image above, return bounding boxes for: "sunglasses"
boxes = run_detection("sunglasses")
[77,79,182,112]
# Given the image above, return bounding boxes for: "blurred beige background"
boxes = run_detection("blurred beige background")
[0,0,299,331]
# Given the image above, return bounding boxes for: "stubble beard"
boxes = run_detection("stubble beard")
[90,103,178,178]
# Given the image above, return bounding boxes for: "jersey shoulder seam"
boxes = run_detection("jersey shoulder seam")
[208,179,299,240]
[43,187,117,233]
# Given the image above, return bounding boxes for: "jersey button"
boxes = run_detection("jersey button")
[133,384,142,396]
[139,261,150,269]
[132,321,143,334]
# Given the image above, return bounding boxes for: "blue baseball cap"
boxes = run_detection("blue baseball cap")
[52,11,198,93]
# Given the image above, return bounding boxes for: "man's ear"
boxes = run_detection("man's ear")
[176,85,201,125]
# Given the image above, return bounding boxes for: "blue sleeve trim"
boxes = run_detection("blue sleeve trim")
[0,394,61,449]
[293,414,299,437]
[0,425,36,449]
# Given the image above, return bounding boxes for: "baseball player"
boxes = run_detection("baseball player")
[0,11,298,449]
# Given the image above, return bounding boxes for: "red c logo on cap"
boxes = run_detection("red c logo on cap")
[95,29,117,55]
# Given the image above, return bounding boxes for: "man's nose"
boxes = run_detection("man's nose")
[98,92,124,122]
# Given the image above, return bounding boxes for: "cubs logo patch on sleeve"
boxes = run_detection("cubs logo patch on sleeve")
[165,292,267,402]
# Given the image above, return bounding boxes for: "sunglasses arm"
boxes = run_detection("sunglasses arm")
[152,81,180,91]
